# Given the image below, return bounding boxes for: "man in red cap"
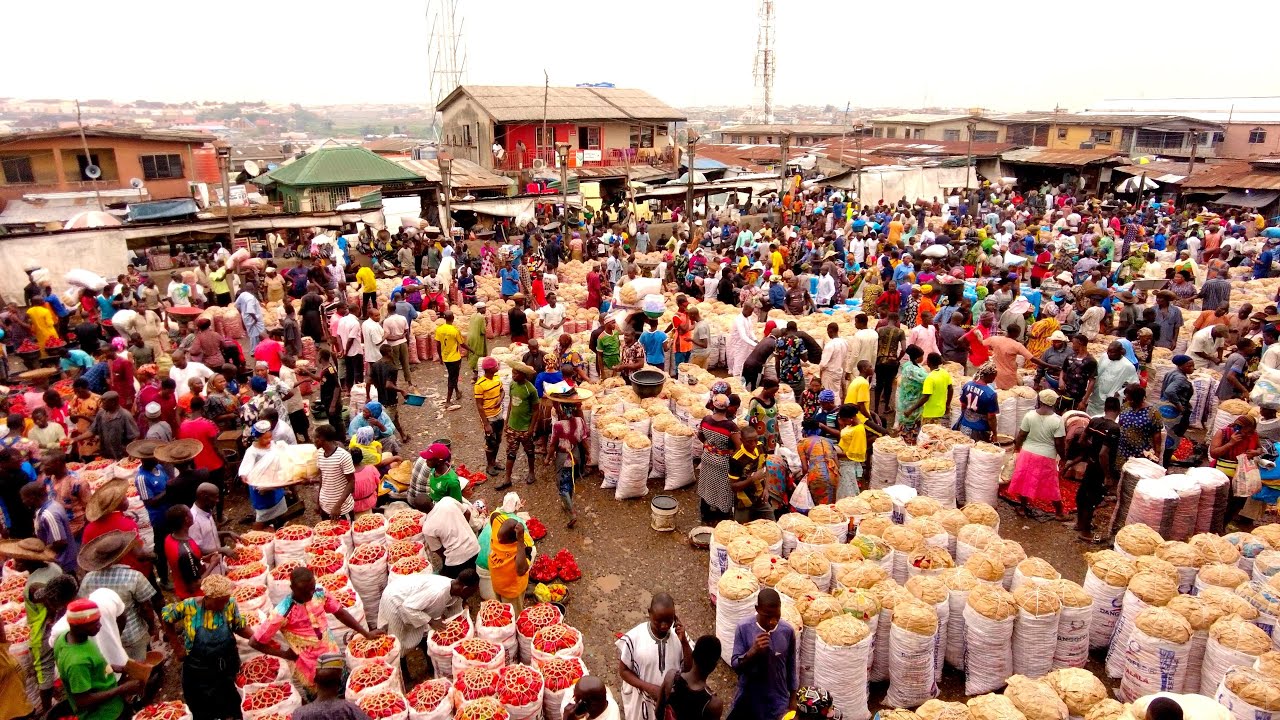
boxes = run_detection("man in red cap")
[474,357,505,475]
[407,443,461,507]
[55,599,141,720]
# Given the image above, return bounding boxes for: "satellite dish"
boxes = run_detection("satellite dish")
[244,160,261,177]
[84,164,101,180]
[266,163,279,171]
[532,158,547,170]
[129,178,145,190]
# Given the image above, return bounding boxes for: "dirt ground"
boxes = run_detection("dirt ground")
[153,344,1110,711]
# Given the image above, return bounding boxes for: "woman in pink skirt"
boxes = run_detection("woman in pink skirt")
[1008,387,1069,520]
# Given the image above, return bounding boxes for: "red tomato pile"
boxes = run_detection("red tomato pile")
[497,664,544,707]
[43,337,65,349]
[531,624,579,655]
[387,541,424,564]
[226,562,266,582]
[388,517,422,541]
[232,585,266,604]
[16,340,38,353]
[457,697,509,720]
[391,556,427,575]
[239,530,275,547]
[307,536,343,554]
[525,518,547,540]
[431,615,472,646]
[317,573,349,592]
[135,701,189,720]
[516,604,563,640]
[270,561,303,582]
[350,544,387,565]
[456,464,489,487]
[348,634,397,660]
[315,519,351,537]
[456,638,502,663]
[305,551,344,576]
[354,514,386,533]
[528,549,581,582]
[226,546,264,567]
[275,525,313,541]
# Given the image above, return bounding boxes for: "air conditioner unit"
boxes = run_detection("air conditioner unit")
[1079,142,1096,150]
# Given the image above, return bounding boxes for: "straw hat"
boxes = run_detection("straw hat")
[154,439,202,464]
[126,439,161,460]
[0,537,56,563]
[85,479,129,523]
[548,387,594,404]
[77,530,137,573]
[17,368,58,382]
[509,361,536,376]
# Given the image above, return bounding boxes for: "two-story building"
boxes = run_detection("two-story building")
[0,127,213,211]
[435,85,686,174]
[710,123,862,146]
[868,113,1008,143]
[993,113,1223,160]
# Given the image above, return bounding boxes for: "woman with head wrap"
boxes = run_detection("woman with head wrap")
[239,420,287,529]
[347,400,399,455]
[161,575,294,720]
[1157,354,1195,464]
[465,303,489,380]
[697,394,741,524]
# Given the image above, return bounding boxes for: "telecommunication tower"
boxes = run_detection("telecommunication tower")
[426,0,468,139]
[753,0,776,123]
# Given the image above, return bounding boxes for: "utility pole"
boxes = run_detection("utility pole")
[685,132,698,224]
[212,139,234,245]
[779,131,790,207]
[438,152,454,237]
[1187,127,1200,177]
[965,119,977,217]
[541,70,549,168]
[855,127,863,205]
[74,101,105,213]
[556,142,571,232]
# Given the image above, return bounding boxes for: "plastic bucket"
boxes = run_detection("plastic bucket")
[650,494,678,532]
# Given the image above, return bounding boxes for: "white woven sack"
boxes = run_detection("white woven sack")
[343,634,403,673]
[945,588,969,671]
[345,661,404,700]
[777,415,799,452]
[929,599,949,682]
[1053,603,1091,670]
[870,607,893,683]
[955,540,982,565]
[663,433,695,490]
[425,611,472,679]
[1105,590,1150,679]
[715,590,758,665]
[1013,606,1059,678]
[352,525,386,548]
[530,630,584,666]
[585,409,600,467]
[615,443,651,500]
[996,395,1020,437]
[814,633,872,720]
[1217,676,1280,720]
[965,445,1004,508]
[1011,566,1056,594]
[451,643,507,676]
[648,429,667,480]
[962,606,1013,696]
[919,466,957,508]
[349,554,389,629]
[1201,634,1263,696]
[541,657,587,720]
[1119,628,1190,703]
[599,436,624,489]
[896,459,924,490]
[707,539,730,602]
[1165,474,1201,541]
[1083,568,1127,650]
[885,484,917,524]
[241,683,302,720]
[951,444,971,507]
[1182,629,1209,693]
[231,565,269,589]
[870,443,898,490]
[885,623,939,708]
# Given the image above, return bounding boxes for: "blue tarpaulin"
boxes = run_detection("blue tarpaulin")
[126,199,201,223]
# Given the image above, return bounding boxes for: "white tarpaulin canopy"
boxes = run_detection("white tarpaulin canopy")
[819,166,975,199]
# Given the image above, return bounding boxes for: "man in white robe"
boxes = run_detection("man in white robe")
[727,305,758,377]
[615,594,691,720]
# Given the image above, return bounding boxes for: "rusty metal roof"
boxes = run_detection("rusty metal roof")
[999,148,1127,166]
[436,85,685,123]
[1180,160,1280,191]
[0,126,214,146]
[391,157,512,191]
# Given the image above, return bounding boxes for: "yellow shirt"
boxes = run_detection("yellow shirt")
[888,220,904,243]
[209,267,231,294]
[348,438,382,465]
[474,376,503,419]
[770,251,783,275]
[27,306,56,345]
[839,424,867,462]
[434,323,463,363]
[355,266,377,293]
[844,376,870,408]
[921,368,953,419]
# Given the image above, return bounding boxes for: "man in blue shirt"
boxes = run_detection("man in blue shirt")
[499,261,521,298]
[893,255,915,285]
[957,363,1000,442]
[730,588,797,720]
[639,320,668,367]
[133,446,171,585]
[1256,240,1279,280]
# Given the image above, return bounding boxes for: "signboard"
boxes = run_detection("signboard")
[582,149,602,162]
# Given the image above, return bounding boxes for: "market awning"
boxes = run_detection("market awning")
[1215,190,1280,208]
[126,198,201,222]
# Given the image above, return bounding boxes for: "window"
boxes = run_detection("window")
[1057,128,1068,140]
[731,135,742,144]
[74,153,100,181]
[629,125,654,149]
[885,127,897,139]
[462,125,473,147]
[943,129,961,142]
[536,126,555,149]
[578,126,600,149]
[140,153,183,180]
[912,129,923,139]
[1250,128,1268,144]
[766,136,774,144]
[1,156,34,184]
[1212,132,1225,144]
[1089,129,1113,144]
[872,128,883,138]
[748,136,759,144]
[972,130,999,143]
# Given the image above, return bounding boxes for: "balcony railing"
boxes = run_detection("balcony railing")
[496,147,672,172]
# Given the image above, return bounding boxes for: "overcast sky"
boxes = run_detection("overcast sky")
[9,0,1279,113]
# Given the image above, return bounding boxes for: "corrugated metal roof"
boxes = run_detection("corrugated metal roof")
[991,112,1222,129]
[1181,161,1280,191]
[391,157,512,191]
[253,146,422,187]
[873,113,978,125]
[0,126,214,146]
[438,85,685,123]
[1216,189,1280,207]
[712,123,850,136]
[364,138,431,154]
[999,148,1126,166]
[0,196,109,225]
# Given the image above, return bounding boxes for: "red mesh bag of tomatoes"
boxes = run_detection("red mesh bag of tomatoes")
[430,613,473,648]
[134,701,191,720]
[531,624,581,658]
[454,638,503,664]
[538,657,586,692]
[226,562,267,583]
[317,573,350,592]
[387,541,425,564]
[454,667,501,701]
[407,679,453,717]
[305,551,345,576]
[477,600,514,629]
[350,544,388,566]
[239,530,275,548]
[307,535,344,554]
[357,691,407,720]
[226,546,265,568]
[390,556,428,575]
[388,516,423,541]
[3,624,28,644]
[315,519,351,538]
[235,655,284,688]
[346,660,395,697]
[497,664,544,709]
[240,682,296,716]
[516,603,563,641]
[456,697,509,720]
[270,561,303,583]
[275,525,313,542]
[348,634,399,661]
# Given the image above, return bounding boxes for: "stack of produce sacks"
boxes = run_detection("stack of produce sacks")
[867,580,909,683]
[1012,583,1060,678]
[516,603,563,665]
[715,568,760,665]
[965,442,1006,508]
[1201,606,1272,695]
[905,575,950,682]
[942,568,977,671]
[708,521,742,601]
[1106,570,1179,679]
[1012,556,1061,592]
[1115,458,1168,536]
[1050,579,1093,670]
[1227,532,1269,575]
[1216,666,1280,720]
[1189,466,1233,535]
[870,437,902,489]
[1166,594,1223,692]
[1238,579,1280,640]
[808,504,850,542]
[1156,540,1205,594]
[795,593,843,686]
[885,599,940,708]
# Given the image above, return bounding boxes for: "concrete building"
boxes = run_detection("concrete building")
[0,127,213,211]
[993,113,1223,159]
[869,113,1007,143]
[710,123,860,146]
[1083,97,1280,160]
[435,85,685,174]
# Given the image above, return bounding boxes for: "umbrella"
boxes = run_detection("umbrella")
[63,211,121,229]
[670,171,707,185]
[1115,176,1159,193]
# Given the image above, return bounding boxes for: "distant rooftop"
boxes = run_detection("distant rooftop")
[437,85,685,124]
[712,123,852,136]
[873,113,980,125]
[0,126,214,146]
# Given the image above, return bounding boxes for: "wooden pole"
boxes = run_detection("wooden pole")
[74,101,105,213]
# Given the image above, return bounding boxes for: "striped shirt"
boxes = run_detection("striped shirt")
[475,376,503,420]
[36,499,76,572]
[315,447,355,516]
[81,565,156,655]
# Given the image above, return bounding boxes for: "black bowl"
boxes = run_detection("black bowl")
[630,369,666,398]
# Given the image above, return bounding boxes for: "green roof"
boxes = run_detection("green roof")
[251,146,422,187]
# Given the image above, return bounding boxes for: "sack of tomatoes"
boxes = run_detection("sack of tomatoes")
[134,701,192,720]
[240,682,302,720]
[345,659,402,700]
[451,637,506,675]
[497,664,545,720]
[475,600,518,661]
